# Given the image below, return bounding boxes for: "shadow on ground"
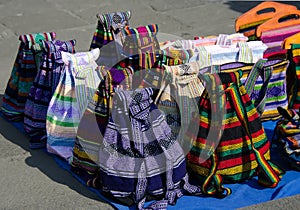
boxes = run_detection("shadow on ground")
[0,94,114,208]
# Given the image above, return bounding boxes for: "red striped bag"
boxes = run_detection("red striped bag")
[186,70,284,197]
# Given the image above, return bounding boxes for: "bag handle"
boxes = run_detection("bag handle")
[235,1,297,32]
[197,72,230,197]
[244,59,271,115]
[256,10,300,37]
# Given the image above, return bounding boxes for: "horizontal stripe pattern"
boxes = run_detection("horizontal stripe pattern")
[46,49,101,160]
[187,71,278,195]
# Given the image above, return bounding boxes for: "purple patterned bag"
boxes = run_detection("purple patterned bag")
[23,39,76,149]
[99,87,200,209]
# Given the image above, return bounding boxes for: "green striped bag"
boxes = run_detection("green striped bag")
[186,70,284,197]
[46,49,101,160]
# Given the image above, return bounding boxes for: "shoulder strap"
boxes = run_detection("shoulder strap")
[244,59,272,115]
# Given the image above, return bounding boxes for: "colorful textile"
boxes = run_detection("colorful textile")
[46,48,101,160]
[187,70,283,197]
[122,24,160,69]
[194,41,267,69]
[194,33,248,46]
[23,39,76,149]
[245,59,289,121]
[98,87,200,209]
[90,11,131,66]
[261,25,300,59]
[71,66,133,186]
[1,32,56,121]
[160,33,248,51]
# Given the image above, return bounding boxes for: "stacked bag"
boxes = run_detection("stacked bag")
[6,1,300,209]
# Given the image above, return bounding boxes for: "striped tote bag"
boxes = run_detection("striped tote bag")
[199,59,289,121]
[186,70,284,197]
[155,62,205,145]
[1,32,56,121]
[46,48,101,160]
[122,24,160,69]
[70,66,133,186]
[23,39,76,149]
[244,59,289,121]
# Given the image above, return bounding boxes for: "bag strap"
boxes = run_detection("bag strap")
[228,83,283,187]
[244,59,272,115]
[198,73,230,197]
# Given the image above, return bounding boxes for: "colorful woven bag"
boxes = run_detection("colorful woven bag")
[244,59,289,121]
[46,48,101,160]
[122,24,160,69]
[98,87,200,209]
[23,39,76,149]
[90,11,131,66]
[1,32,56,121]
[186,70,284,197]
[71,66,133,186]
[156,62,205,144]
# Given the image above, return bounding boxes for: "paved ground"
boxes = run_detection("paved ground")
[1,0,300,209]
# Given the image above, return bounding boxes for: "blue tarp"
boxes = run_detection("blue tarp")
[3,116,300,210]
